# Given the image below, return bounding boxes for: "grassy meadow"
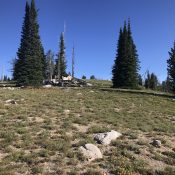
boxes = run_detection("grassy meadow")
[0,81,175,175]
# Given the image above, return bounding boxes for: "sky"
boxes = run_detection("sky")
[1,0,175,81]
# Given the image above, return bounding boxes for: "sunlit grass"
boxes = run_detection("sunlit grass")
[0,83,174,174]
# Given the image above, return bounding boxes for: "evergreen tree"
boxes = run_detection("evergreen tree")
[127,20,140,87]
[161,78,171,92]
[90,75,96,80]
[13,0,45,86]
[28,0,45,86]
[13,2,31,85]
[112,28,124,87]
[112,20,140,89]
[138,74,143,86]
[7,77,11,82]
[144,71,150,89]
[150,73,158,90]
[82,75,86,79]
[144,72,158,90]
[41,46,47,79]
[55,33,67,79]
[167,41,175,93]
[3,75,7,81]
[46,50,55,80]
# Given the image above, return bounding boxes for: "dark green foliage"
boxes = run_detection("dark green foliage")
[161,78,172,92]
[90,75,96,80]
[55,33,67,79]
[145,71,158,90]
[41,46,47,79]
[13,0,45,86]
[138,74,143,86]
[13,2,31,85]
[82,75,86,79]
[150,73,158,90]
[144,72,150,89]
[112,20,140,89]
[3,75,10,82]
[27,0,45,86]
[167,41,175,93]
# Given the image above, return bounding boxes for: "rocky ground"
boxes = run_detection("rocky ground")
[0,83,174,175]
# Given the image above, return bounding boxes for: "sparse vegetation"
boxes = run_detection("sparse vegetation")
[1,1,175,174]
[0,82,174,174]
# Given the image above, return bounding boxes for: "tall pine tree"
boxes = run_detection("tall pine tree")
[112,20,140,89]
[144,72,158,90]
[55,33,67,79]
[28,0,45,86]
[167,41,175,93]
[13,2,31,85]
[13,0,45,86]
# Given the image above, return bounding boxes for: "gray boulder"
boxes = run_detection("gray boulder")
[79,143,102,161]
[151,139,161,148]
[94,130,122,145]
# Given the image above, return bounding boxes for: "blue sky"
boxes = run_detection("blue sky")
[0,0,175,81]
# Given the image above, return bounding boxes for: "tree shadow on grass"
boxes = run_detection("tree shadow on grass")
[100,88,175,99]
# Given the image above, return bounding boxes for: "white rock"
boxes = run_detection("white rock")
[87,83,93,87]
[94,130,122,145]
[3,87,15,90]
[5,99,17,104]
[64,110,70,115]
[43,85,52,88]
[80,144,102,161]
[8,87,15,90]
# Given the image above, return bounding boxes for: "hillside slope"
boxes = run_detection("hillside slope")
[0,85,174,174]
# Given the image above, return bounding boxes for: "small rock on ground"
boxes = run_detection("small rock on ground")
[5,99,17,104]
[79,143,102,161]
[77,93,82,96]
[151,139,161,148]
[94,130,122,145]
[87,83,93,87]
[43,85,52,88]
[90,90,94,93]
[64,110,70,115]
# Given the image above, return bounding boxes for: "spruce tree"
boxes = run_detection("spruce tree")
[150,73,158,90]
[14,0,45,86]
[112,20,140,89]
[28,0,45,86]
[55,33,67,79]
[138,74,143,86]
[41,46,47,79]
[13,2,31,85]
[144,72,158,90]
[167,41,175,93]
[127,20,140,87]
[144,71,150,89]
